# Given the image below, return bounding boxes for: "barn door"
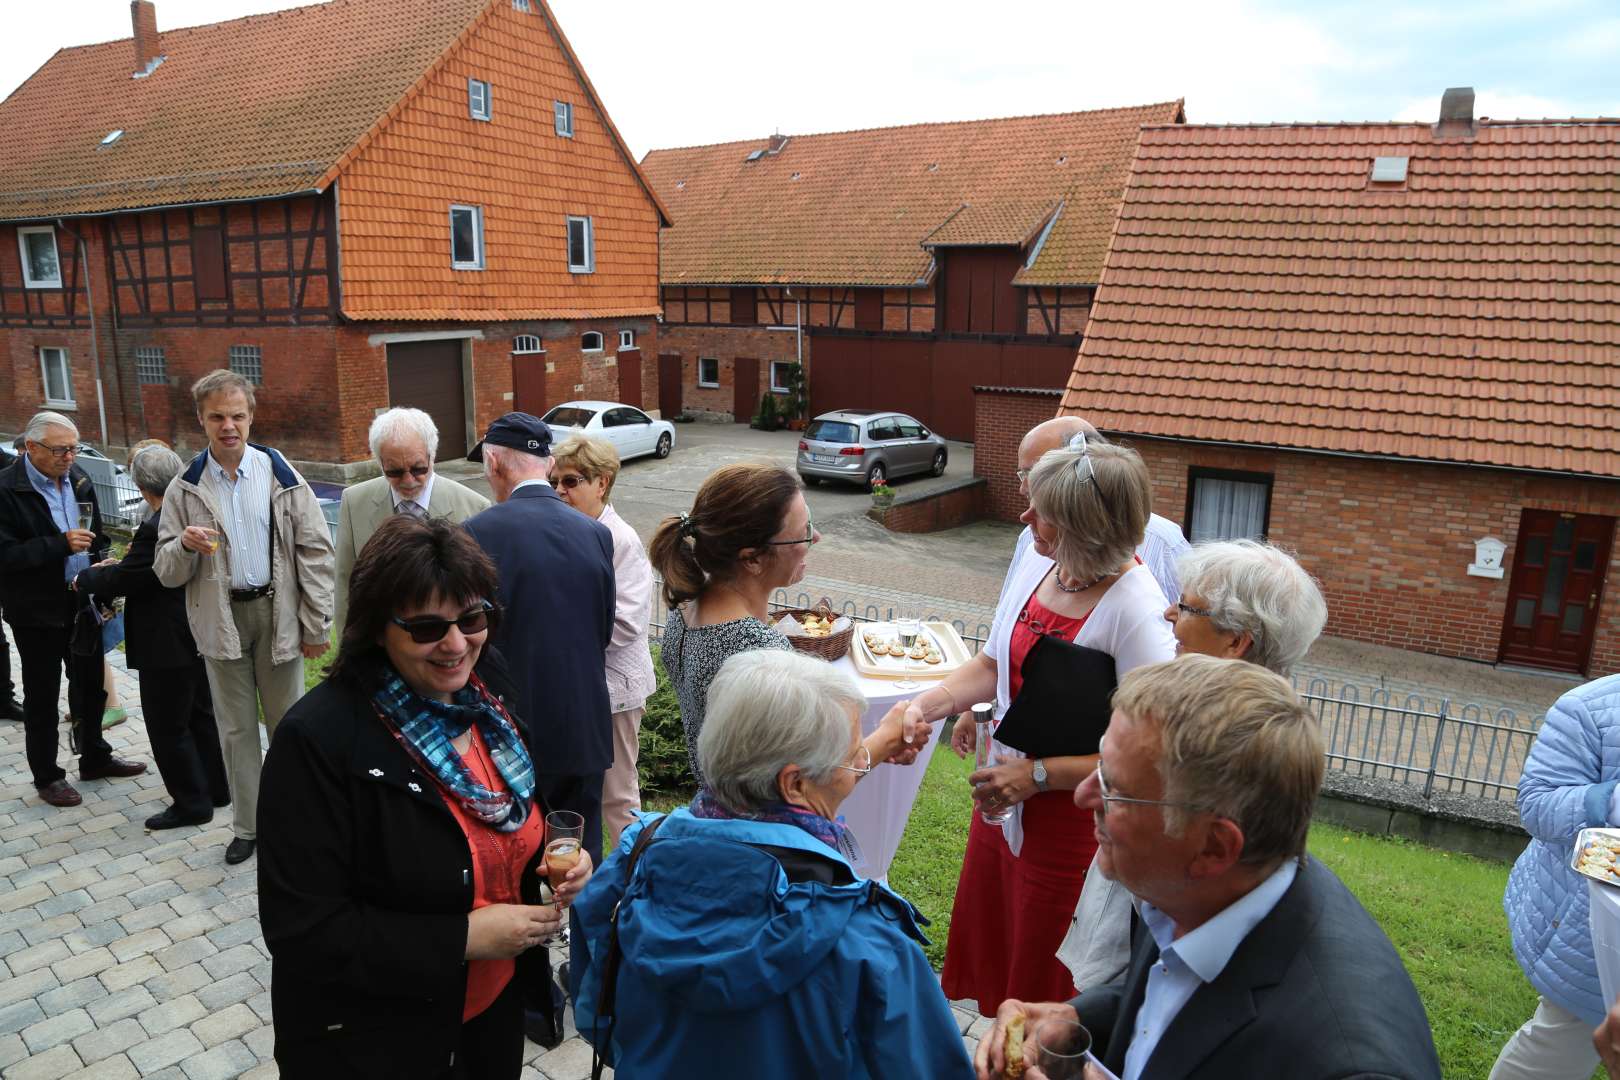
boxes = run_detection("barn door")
[386,340,468,460]
[658,354,682,418]
[733,358,759,423]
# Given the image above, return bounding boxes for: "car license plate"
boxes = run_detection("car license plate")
[811,453,837,464]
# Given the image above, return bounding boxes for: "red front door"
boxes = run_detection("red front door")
[658,353,682,419]
[1499,509,1614,673]
[733,357,759,423]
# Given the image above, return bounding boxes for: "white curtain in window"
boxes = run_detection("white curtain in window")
[1189,477,1268,541]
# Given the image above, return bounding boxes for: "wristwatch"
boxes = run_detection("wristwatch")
[1032,758,1049,793]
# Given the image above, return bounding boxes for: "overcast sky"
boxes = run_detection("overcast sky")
[4,0,1617,159]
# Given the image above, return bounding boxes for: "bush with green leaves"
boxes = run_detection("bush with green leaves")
[638,645,698,796]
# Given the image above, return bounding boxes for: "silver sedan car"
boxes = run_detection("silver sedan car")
[795,410,948,490]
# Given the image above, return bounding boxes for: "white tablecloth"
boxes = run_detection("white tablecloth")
[1590,877,1620,1007]
[831,654,946,882]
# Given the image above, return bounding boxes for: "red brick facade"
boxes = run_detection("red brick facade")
[972,387,1064,520]
[657,324,804,421]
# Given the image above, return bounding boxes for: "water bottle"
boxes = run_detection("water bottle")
[973,702,1012,825]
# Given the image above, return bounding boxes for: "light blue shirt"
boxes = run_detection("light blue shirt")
[1122,860,1299,1080]
[203,446,272,589]
[24,455,89,582]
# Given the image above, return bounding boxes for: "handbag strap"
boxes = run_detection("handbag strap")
[591,812,668,1080]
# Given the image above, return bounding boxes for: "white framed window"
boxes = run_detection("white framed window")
[512,335,543,354]
[554,100,574,138]
[697,357,720,388]
[135,346,167,384]
[39,347,73,406]
[1186,468,1271,542]
[450,205,484,270]
[770,360,795,393]
[618,329,636,350]
[18,226,62,289]
[581,331,604,352]
[468,79,491,121]
[512,0,532,10]
[229,344,263,384]
[566,215,593,274]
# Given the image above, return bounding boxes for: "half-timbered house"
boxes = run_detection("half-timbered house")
[0,0,667,474]
[639,102,1184,440]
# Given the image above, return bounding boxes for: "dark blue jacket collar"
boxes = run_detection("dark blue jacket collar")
[181,443,300,490]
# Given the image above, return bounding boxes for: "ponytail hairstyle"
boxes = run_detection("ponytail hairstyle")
[649,463,802,606]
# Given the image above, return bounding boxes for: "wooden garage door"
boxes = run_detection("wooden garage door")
[387,340,467,461]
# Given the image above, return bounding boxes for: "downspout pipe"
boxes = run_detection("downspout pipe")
[58,218,112,448]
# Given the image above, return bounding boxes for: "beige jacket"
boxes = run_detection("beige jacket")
[153,445,335,664]
[332,472,489,633]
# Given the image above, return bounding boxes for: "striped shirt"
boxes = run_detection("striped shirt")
[203,446,273,589]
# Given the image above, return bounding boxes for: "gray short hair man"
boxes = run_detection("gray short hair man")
[331,407,488,631]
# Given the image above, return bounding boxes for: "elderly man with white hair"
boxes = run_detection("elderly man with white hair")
[332,407,489,632]
[0,411,147,808]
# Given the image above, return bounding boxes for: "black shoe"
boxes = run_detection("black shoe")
[225,838,256,865]
[558,961,571,998]
[0,695,22,720]
[524,1009,565,1051]
[146,807,212,831]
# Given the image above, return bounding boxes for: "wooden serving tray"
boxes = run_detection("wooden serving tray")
[849,621,971,681]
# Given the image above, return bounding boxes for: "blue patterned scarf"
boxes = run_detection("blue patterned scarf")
[690,787,859,864]
[372,668,535,832]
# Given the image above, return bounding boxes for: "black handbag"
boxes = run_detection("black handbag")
[993,632,1117,759]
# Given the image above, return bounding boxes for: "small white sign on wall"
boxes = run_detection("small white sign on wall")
[1469,536,1506,579]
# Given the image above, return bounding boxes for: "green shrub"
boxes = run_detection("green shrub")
[639,645,698,796]
[751,391,780,431]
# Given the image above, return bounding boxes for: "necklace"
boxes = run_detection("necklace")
[1051,566,1107,593]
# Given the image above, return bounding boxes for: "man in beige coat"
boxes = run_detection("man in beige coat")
[332,407,488,633]
[154,370,334,865]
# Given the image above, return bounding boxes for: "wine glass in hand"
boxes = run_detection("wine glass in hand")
[76,501,96,532]
[544,810,586,908]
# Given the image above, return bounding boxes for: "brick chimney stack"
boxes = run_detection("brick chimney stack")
[132,1,160,75]
[767,133,790,155]
[1435,87,1476,138]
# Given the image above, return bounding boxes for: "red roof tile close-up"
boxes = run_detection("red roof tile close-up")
[641,101,1185,288]
[1062,114,1620,478]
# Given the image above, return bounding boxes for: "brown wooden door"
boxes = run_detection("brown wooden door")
[658,353,682,418]
[733,357,759,423]
[1500,509,1614,673]
[512,353,547,418]
[617,349,642,408]
[387,340,467,460]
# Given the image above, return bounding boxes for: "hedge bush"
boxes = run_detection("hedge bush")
[638,645,698,796]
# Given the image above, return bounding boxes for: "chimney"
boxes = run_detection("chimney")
[131,1,160,76]
[1435,86,1475,138]
[767,132,790,155]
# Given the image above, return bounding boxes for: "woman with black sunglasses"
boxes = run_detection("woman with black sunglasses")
[257,515,591,1079]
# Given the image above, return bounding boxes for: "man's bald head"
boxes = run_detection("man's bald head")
[1018,415,1099,477]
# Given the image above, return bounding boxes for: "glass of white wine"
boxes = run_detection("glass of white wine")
[893,604,923,691]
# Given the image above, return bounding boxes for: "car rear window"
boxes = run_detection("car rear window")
[805,420,858,444]
[543,406,597,428]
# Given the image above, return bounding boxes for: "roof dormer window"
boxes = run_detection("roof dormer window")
[99,129,125,148]
[1370,156,1409,184]
[468,79,491,122]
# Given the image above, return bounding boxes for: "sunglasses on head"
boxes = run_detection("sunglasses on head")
[390,601,498,643]
[383,465,431,481]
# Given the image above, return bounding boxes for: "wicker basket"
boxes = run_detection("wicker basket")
[771,598,854,661]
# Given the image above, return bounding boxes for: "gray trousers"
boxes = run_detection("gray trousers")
[202,596,304,840]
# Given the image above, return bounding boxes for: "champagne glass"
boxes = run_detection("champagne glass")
[1029,1018,1092,1080]
[893,604,923,691]
[544,810,585,907]
[76,501,95,532]
[202,523,230,583]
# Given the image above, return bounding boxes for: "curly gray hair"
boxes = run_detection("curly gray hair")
[1175,540,1328,675]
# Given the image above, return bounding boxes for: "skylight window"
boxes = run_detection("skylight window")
[1370,156,1409,183]
[100,129,124,147]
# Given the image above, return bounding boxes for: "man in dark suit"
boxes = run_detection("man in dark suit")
[974,655,1441,1080]
[463,412,614,1047]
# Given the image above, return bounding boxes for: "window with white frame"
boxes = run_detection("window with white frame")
[39,347,73,405]
[618,329,636,350]
[450,205,484,270]
[512,0,531,11]
[554,100,574,138]
[697,357,720,388]
[770,360,795,393]
[135,346,167,384]
[581,332,604,352]
[566,216,593,273]
[468,79,491,121]
[1185,468,1271,542]
[18,226,62,288]
[229,344,263,385]
[512,335,543,354]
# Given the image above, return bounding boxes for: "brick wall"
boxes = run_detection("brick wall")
[971,387,1063,520]
[874,478,988,533]
[659,325,805,420]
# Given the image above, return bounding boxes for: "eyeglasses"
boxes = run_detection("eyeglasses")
[390,601,498,644]
[1093,754,1211,816]
[765,517,817,546]
[1175,601,1213,618]
[1015,467,1032,486]
[549,473,589,490]
[835,744,873,775]
[31,442,80,459]
[383,465,431,481]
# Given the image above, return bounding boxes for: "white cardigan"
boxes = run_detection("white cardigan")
[599,503,658,713]
[983,545,1175,854]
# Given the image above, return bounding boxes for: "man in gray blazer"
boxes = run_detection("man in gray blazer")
[973,656,1441,1080]
[333,408,489,633]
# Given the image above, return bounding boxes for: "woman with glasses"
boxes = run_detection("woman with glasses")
[648,463,820,785]
[573,648,972,1078]
[905,434,1175,1016]
[258,515,591,1079]
[551,435,656,846]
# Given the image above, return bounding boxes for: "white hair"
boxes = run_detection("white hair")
[698,649,866,813]
[1175,540,1328,676]
[24,411,78,442]
[484,442,551,478]
[368,407,439,461]
[128,445,183,498]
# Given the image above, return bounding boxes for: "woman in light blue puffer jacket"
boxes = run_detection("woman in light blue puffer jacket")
[1493,673,1620,1079]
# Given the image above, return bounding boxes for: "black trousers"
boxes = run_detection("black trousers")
[139,657,229,817]
[450,974,524,1080]
[1,618,14,700]
[10,615,111,788]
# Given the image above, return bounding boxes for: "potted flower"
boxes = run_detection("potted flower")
[870,483,896,511]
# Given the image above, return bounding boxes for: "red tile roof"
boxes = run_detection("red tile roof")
[641,101,1185,288]
[1061,118,1620,477]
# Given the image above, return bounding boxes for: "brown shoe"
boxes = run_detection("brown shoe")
[79,757,149,782]
[38,780,83,807]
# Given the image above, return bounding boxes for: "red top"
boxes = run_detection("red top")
[443,725,546,1022]
[1006,589,1091,702]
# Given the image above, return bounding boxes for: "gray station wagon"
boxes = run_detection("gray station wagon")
[795,410,948,490]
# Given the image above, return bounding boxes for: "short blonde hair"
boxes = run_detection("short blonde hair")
[552,434,622,498]
[1028,438,1151,582]
[1112,655,1323,869]
[191,369,256,413]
